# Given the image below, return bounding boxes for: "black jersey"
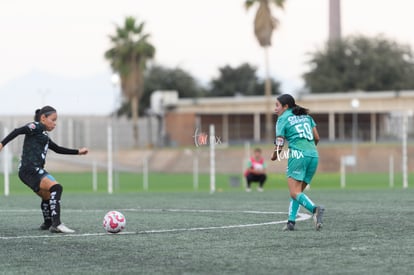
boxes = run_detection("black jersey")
[1,122,79,169]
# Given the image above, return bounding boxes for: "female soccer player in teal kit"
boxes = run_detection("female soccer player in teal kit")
[271,94,324,231]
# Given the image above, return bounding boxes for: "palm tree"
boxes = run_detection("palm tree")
[245,0,285,142]
[105,16,155,146]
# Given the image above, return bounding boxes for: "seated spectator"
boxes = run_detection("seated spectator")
[244,148,267,192]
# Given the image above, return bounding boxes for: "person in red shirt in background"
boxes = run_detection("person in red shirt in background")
[244,148,267,192]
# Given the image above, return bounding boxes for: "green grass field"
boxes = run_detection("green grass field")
[1,172,414,274]
[0,171,410,194]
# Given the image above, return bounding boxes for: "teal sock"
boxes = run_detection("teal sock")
[295,192,316,213]
[288,198,300,222]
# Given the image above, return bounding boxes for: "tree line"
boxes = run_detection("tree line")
[104,1,414,145]
[105,0,286,144]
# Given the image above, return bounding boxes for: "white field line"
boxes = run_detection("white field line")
[0,208,312,240]
[0,208,288,214]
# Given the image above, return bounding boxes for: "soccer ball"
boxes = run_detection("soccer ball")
[103,211,126,233]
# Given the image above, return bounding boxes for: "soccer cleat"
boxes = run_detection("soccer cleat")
[49,224,75,233]
[282,222,295,231]
[313,206,325,231]
[257,187,264,192]
[246,188,252,192]
[39,222,52,230]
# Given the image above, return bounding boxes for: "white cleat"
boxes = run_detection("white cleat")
[49,224,75,233]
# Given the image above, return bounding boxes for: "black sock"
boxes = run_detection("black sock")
[41,200,52,225]
[49,184,63,227]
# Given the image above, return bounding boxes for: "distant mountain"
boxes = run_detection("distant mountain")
[0,70,121,115]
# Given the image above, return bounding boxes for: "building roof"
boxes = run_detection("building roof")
[167,91,414,114]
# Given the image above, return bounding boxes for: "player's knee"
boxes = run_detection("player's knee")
[38,190,51,200]
[290,191,299,199]
[49,183,63,194]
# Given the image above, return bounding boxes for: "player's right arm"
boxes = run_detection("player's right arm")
[0,126,31,151]
[48,139,88,155]
[271,136,285,161]
[273,118,286,161]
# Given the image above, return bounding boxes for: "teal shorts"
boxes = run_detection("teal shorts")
[286,156,319,184]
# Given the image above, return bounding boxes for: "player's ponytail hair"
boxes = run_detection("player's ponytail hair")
[34,106,56,122]
[277,94,309,116]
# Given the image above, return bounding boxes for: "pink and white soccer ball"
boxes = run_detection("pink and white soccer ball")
[103,211,126,233]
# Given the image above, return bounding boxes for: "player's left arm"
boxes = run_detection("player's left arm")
[48,139,88,155]
[0,126,31,151]
[309,116,320,146]
[313,127,320,146]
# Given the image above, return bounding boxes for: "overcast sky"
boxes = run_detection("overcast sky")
[0,0,413,114]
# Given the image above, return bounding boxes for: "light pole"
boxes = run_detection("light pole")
[111,74,120,113]
[351,98,360,168]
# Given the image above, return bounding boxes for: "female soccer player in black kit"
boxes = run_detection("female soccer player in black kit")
[0,106,88,233]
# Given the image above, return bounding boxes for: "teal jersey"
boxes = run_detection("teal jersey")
[276,108,318,157]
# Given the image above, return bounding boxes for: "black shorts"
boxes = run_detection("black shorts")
[245,173,267,183]
[18,167,56,193]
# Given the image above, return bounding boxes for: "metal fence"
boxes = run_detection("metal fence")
[1,114,413,176]
[0,115,160,153]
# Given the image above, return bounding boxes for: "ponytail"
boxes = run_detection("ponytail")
[34,109,41,122]
[292,105,309,116]
[277,94,309,116]
[34,106,56,122]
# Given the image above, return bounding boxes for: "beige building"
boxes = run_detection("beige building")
[165,91,414,146]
